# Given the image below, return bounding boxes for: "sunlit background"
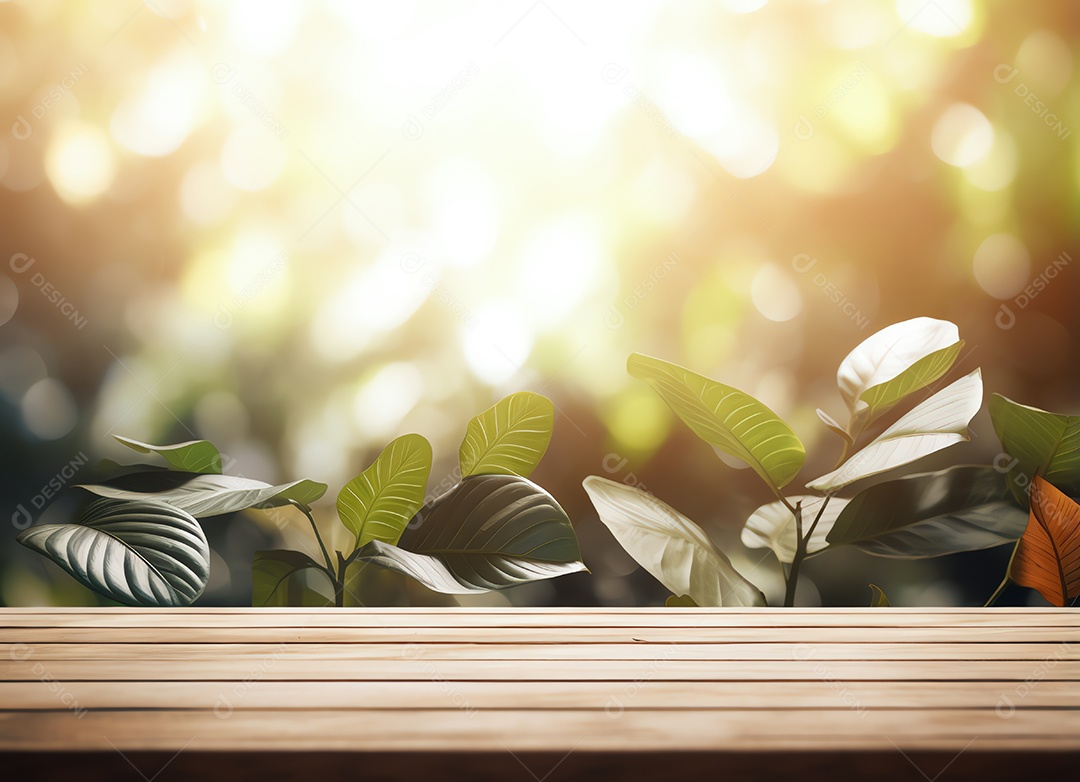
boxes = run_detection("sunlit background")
[1,0,1078,608]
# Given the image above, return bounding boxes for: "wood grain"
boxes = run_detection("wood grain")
[0,608,1076,780]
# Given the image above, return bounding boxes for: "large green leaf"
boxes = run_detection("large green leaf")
[459,392,554,478]
[990,394,1080,505]
[355,474,586,593]
[16,498,209,607]
[826,465,1027,558]
[583,476,766,607]
[627,353,805,491]
[836,317,961,436]
[114,435,223,474]
[338,433,432,548]
[807,369,982,493]
[741,495,849,564]
[78,472,327,517]
[252,550,332,607]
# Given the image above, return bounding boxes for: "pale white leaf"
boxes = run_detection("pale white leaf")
[583,476,765,607]
[741,495,850,564]
[807,369,983,493]
[837,317,960,430]
[816,408,853,444]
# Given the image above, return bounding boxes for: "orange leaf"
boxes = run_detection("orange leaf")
[1009,476,1080,606]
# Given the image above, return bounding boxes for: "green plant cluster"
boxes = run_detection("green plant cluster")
[17,392,585,607]
[584,317,1080,608]
[15,318,1080,609]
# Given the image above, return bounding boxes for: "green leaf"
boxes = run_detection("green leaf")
[115,435,223,474]
[338,434,432,548]
[16,498,209,607]
[78,472,328,517]
[741,496,850,564]
[665,594,698,607]
[869,584,891,607]
[355,474,586,593]
[856,343,963,428]
[989,394,1080,505]
[836,317,961,435]
[459,392,554,478]
[807,369,983,493]
[583,476,766,607]
[825,465,1027,558]
[252,550,332,607]
[627,353,805,492]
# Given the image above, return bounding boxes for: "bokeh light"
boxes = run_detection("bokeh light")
[0,1,1077,609]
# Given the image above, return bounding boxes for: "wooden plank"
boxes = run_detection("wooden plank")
[2,607,1076,628]
[3,679,1076,711]
[5,641,1078,662]
[4,750,1079,782]
[6,625,1080,643]
[2,658,1078,681]
[1,607,1076,771]
[1,708,1077,752]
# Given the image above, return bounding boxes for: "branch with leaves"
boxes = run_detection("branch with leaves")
[17,392,586,608]
[585,317,1078,608]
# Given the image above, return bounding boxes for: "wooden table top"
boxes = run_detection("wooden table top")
[1,607,1077,780]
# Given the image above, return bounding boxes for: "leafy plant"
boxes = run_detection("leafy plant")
[16,391,585,608]
[586,316,1076,607]
[17,498,210,607]
[254,390,584,606]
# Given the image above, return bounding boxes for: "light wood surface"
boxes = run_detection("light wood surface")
[1,608,1077,779]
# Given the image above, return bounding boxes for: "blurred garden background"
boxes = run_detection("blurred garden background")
[1,0,1077,608]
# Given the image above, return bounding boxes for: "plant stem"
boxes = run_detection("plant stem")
[985,540,1020,607]
[984,576,1009,607]
[334,551,349,608]
[293,501,335,574]
[783,501,804,607]
[782,496,832,608]
[804,495,833,542]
